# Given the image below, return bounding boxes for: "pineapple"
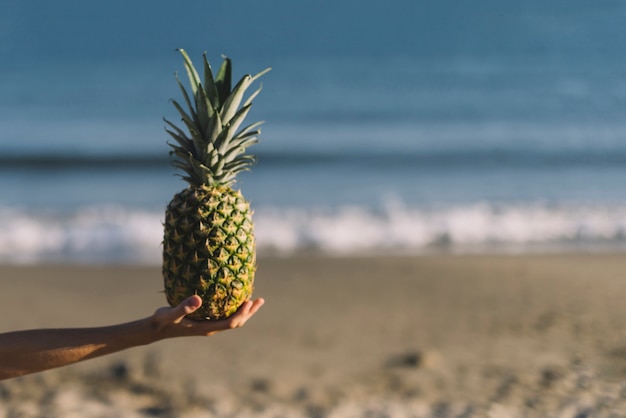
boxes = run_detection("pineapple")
[162,49,270,320]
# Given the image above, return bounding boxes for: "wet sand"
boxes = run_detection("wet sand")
[2,254,626,417]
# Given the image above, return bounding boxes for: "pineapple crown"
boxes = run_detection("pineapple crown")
[165,49,271,187]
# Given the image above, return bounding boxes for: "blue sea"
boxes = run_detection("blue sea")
[2,0,626,263]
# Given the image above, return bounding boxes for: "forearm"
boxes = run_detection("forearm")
[0,297,264,381]
[0,318,158,380]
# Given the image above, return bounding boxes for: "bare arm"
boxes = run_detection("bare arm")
[0,295,264,380]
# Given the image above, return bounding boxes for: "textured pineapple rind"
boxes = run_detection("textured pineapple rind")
[162,185,256,320]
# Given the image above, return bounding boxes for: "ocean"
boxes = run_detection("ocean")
[2,0,626,263]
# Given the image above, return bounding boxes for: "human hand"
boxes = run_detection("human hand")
[150,295,265,339]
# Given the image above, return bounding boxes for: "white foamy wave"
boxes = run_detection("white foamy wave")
[254,202,626,255]
[0,206,163,264]
[2,202,626,264]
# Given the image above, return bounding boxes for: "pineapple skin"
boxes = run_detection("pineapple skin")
[163,184,256,320]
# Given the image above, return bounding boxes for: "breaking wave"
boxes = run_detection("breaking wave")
[2,202,626,264]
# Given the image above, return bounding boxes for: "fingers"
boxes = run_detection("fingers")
[227,298,265,328]
[181,295,202,315]
[161,296,265,337]
[168,295,202,323]
[150,298,194,335]
[238,298,265,318]
[246,297,265,316]
[152,296,263,339]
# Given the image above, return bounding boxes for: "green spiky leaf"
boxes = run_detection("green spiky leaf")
[215,57,232,109]
[203,53,220,109]
[166,50,270,187]
[178,49,201,96]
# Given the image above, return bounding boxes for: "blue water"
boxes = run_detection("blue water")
[3,0,626,263]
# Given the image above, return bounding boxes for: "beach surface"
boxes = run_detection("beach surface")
[2,254,626,417]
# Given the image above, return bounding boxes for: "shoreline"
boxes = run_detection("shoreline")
[3,253,626,416]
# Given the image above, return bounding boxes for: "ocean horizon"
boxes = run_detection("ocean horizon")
[2,0,626,263]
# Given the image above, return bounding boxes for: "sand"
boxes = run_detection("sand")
[2,254,626,417]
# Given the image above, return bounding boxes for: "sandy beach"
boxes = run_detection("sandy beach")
[2,253,626,417]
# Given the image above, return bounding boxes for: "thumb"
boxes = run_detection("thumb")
[173,295,202,321]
